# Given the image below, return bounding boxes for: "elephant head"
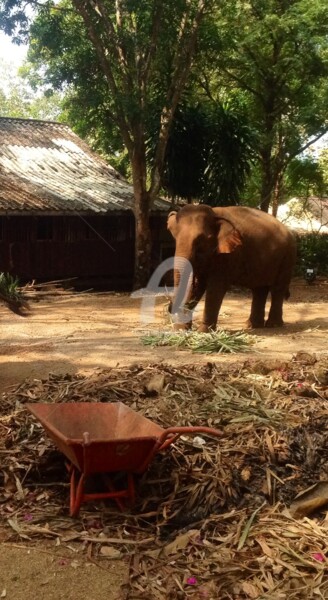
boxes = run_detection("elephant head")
[167,204,242,324]
[167,204,242,262]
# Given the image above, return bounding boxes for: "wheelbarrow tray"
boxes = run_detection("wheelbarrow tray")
[27,402,166,475]
[27,402,222,516]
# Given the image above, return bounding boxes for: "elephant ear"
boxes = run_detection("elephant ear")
[167,211,178,237]
[216,219,242,253]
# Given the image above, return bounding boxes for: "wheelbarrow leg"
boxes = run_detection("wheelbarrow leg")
[103,475,125,512]
[101,474,135,511]
[127,473,135,506]
[69,466,85,518]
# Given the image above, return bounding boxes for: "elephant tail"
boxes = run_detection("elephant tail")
[285,288,290,300]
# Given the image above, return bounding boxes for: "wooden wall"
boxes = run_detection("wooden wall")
[0,214,174,289]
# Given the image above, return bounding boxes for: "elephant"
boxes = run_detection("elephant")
[167,204,296,332]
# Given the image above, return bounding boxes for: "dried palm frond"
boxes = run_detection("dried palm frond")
[1,357,328,599]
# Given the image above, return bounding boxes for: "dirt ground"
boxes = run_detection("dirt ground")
[0,276,327,389]
[0,276,327,599]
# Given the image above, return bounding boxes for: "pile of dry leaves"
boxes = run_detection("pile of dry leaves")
[1,353,328,599]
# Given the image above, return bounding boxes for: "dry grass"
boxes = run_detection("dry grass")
[1,354,328,599]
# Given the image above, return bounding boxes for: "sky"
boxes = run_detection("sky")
[0,32,28,69]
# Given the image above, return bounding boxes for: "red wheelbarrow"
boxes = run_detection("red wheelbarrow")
[27,402,222,517]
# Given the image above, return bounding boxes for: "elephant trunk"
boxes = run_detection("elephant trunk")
[169,253,204,328]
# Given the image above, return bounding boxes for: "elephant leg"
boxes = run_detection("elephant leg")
[266,289,285,327]
[247,286,269,328]
[199,279,228,333]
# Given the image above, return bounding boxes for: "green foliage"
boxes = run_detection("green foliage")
[160,104,207,201]
[242,155,328,206]
[296,233,328,274]
[141,330,255,353]
[148,99,256,204]
[283,157,327,199]
[0,58,63,119]
[0,272,20,299]
[0,0,30,41]
[0,0,218,287]
[202,102,257,205]
[0,272,29,314]
[1,0,327,213]
[15,1,257,198]
[240,163,263,207]
[318,148,328,188]
[3,0,216,181]
[206,0,328,210]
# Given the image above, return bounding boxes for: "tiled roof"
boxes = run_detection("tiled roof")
[0,117,170,214]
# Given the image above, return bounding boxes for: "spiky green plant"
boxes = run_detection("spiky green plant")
[141,330,255,354]
[0,273,29,314]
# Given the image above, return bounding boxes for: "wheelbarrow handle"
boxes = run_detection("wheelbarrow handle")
[157,426,223,451]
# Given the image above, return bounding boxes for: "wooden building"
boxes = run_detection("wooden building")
[0,117,173,288]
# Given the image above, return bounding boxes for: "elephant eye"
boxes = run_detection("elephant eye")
[194,234,213,251]
[195,234,207,245]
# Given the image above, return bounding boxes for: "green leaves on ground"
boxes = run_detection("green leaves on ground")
[141,330,255,354]
[0,272,29,314]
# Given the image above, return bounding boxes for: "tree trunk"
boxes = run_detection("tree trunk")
[259,153,273,213]
[272,170,284,217]
[259,97,276,213]
[131,145,152,290]
[134,195,152,289]
[271,129,285,217]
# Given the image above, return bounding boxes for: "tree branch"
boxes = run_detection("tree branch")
[218,65,263,100]
[89,0,131,86]
[71,0,133,153]
[197,72,216,102]
[23,0,73,12]
[288,129,328,162]
[149,0,210,199]
[141,0,163,89]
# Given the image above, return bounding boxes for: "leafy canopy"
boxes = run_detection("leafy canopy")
[201,0,328,209]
